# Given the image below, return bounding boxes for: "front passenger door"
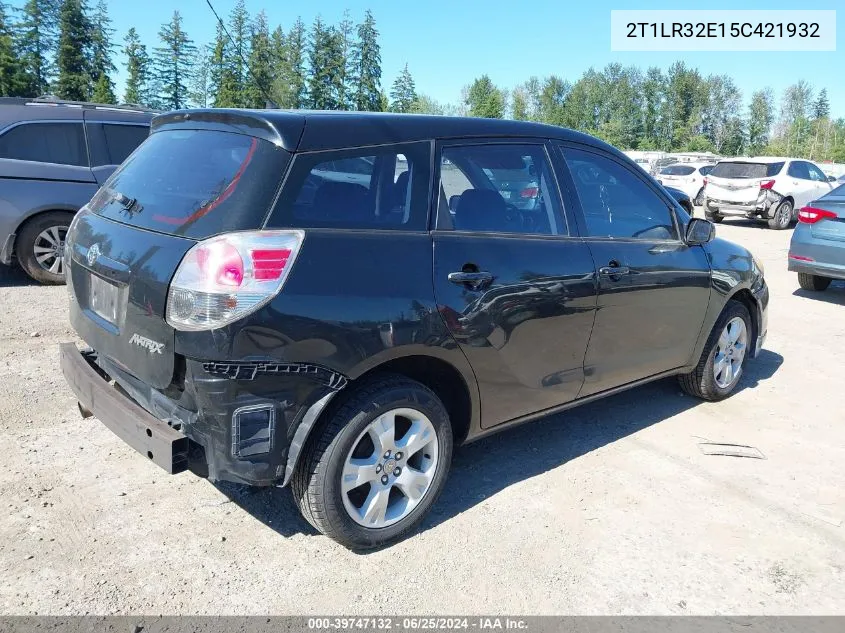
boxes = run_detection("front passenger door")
[555,144,712,396]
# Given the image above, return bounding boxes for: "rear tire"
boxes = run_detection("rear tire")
[694,188,705,207]
[679,300,752,401]
[292,374,453,550]
[767,200,793,230]
[16,211,73,285]
[797,272,831,292]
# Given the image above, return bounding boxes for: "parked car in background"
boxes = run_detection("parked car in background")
[60,110,769,549]
[704,157,834,230]
[0,97,154,284]
[788,183,845,291]
[656,162,714,206]
[663,186,694,215]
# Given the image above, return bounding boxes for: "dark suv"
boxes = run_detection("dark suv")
[0,97,153,284]
[60,110,769,549]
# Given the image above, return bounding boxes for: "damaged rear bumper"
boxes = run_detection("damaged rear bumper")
[60,342,191,474]
[59,343,346,487]
[707,189,784,217]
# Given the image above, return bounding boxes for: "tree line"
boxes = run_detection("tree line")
[1,0,842,163]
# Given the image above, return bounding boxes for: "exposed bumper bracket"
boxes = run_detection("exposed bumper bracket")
[59,343,189,474]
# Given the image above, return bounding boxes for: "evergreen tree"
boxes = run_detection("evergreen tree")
[1,2,28,96]
[14,0,60,95]
[209,23,236,108]
[55,0,92,101]
[511,88,528,120]
[812,88,830,120]
[187,44,210,108]
[307,17,344,110]
[389,63,416,113]
[269,25,291,107]
[88,0,114,102]
[123,27,150,105]
[245,10,272,108]
[226,0,249,107]
[337,9,354,109]
[464,74,504,119]
[154,10,195,110]
[351,9,381,111]
[284,18,307,108]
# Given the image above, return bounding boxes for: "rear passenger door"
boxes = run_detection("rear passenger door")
[85,121,150,185]
[554,143,711,396]
[431,139,597,428]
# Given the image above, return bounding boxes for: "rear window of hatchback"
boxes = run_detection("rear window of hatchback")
[710,161,784,179]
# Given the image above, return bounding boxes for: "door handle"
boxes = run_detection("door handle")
[448,271,493,289]
[598,264,630,277]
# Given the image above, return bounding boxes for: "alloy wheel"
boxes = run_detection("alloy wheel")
[341,407,439,528]
[713,316,747,389]
[33,225,68,277]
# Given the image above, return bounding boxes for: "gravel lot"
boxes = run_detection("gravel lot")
[0,219,843,615]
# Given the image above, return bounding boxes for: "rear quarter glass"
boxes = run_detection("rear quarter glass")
[88,129,290,239]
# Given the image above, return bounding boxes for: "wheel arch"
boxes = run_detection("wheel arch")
[725,287,761,357]
[282,351,478,486]
[9,207,78,259]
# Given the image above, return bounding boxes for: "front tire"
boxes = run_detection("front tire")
[705,204,723,223]
[797,272,831,292]
[768,200,793,230]
[679,300,752,401]
[17,211,73,285]
[292,374,453,550]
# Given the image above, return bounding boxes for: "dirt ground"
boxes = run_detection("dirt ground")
[0,218,843,615]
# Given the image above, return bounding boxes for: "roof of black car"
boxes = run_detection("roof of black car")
[152,108,613,154]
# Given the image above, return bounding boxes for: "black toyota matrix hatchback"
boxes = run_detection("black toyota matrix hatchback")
[61,110,769,549]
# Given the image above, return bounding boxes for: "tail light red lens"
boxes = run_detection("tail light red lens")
[759,180,776,190]
[166,230,304,331]
[520,187,539,198]
[788,254,814,262]
[702,177,708,186]
[797,206,837,224]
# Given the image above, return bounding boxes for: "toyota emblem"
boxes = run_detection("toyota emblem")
[86,243,100,266]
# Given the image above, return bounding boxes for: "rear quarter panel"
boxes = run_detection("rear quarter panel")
[0,164,98,257]
[174,229,479,392]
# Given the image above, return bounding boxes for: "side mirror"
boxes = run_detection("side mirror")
[448,195,461,213]
[828,176,837,182]
[686,218,715,245]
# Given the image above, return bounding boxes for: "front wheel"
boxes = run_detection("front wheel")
[768,200,793,230]
[797,272,831,292]
[292,374,453,550]
[679,300,752,401]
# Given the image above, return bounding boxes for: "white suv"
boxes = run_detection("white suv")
[656,161,715,207]
[704,157,834,229]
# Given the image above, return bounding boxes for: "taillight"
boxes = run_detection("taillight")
[759,180,775,190]
[520,186,538,199]
[702,178,707,187]
[797,206,837,224]
[166,230,304,331]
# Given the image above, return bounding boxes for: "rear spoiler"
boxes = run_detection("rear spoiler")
[151,109,305,151]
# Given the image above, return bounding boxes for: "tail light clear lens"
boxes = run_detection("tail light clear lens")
[797,206,837,224]
[166,230,304,331]
[759,179,776,190]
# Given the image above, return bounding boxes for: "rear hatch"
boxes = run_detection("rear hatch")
[66,125,291,388]
[706,161,783,203]
[657,164,695,187]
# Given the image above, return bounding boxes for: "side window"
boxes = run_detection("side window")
[0,122,87,167]
[806,163,827,182]
[437,144,564,235]
[100,124,149,165]
[266,142,430,231]
[561,146,678,240]
[787,161,810,180]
